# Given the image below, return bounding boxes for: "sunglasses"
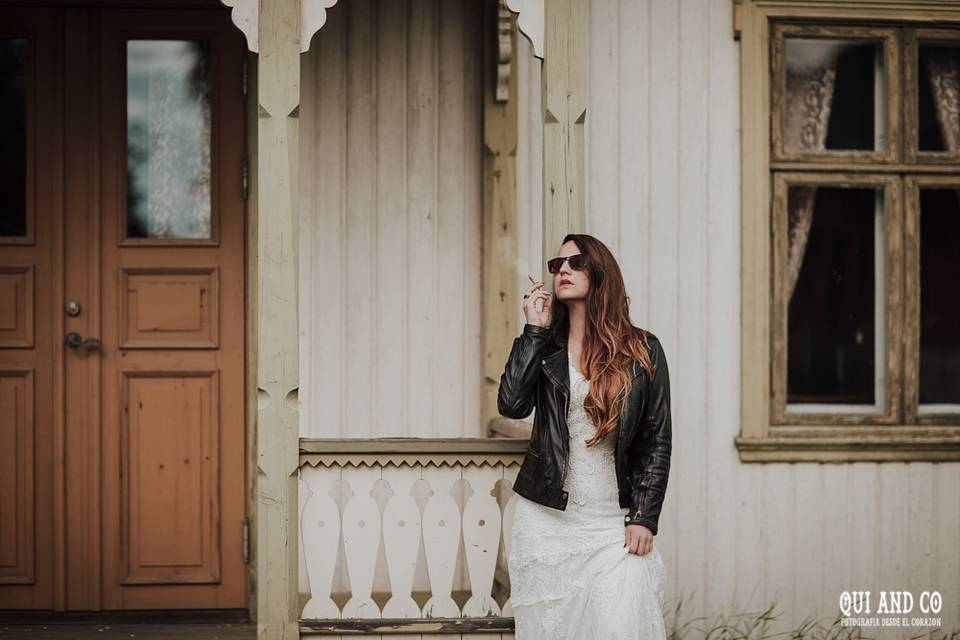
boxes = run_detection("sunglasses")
[547,253,588,274]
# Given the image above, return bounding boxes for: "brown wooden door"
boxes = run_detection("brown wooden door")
[0,5,247,611]
[0,6,60,610]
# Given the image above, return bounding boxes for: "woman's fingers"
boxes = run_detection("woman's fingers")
[624,526,653,555]
[525,289,549,313]
[640,533,653,555]
[522,281,543,309]
[534,291,552,323]
[625,529,638,554]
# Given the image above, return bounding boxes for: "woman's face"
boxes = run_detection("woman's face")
[552,240,590,301]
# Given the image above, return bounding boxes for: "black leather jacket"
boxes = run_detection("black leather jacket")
[498,323,672,535]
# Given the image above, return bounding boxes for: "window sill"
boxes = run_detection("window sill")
[735,426,960,462]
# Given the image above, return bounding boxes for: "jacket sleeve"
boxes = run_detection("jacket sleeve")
[497,323,552,419]
[625,338,672,535]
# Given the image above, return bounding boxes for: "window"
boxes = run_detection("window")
[735,1,960,461]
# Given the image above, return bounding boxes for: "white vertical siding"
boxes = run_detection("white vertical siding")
[299,0,483,439]
[583,0,960,635]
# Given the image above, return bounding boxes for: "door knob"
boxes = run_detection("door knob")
[65,332,102,349]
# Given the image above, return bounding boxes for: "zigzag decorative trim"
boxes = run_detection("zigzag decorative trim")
[299,454,523,469]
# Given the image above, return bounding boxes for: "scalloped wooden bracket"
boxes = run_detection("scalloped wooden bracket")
[220,0,258,51]
[301,0,339,53]
[504,0,544,60]
[496,0,513,102]
[219,0,340,53]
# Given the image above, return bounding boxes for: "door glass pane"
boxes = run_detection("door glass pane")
[0,39,27,237]
[127,40,211,240]
[919,188,960,408]
[783,38,886,153]
[785,185,885,411]
[917,43,960,153]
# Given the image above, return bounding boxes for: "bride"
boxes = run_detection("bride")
[499,233,672,639]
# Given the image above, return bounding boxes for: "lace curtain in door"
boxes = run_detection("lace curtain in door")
[127,40,212,239]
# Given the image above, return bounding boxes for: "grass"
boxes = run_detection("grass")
[665,593,960,640]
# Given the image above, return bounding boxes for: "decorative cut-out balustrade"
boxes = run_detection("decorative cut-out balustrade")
[297,438,528,635]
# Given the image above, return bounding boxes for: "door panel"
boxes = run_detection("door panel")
[121,370,221,585]
[0,5,246,611]
[0,7,59,609]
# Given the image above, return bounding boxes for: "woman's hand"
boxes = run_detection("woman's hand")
[624,523,654,555]
[522,280,552,327]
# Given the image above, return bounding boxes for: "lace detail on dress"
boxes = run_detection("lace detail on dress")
[563,361,619,507]
[506,353,668,639]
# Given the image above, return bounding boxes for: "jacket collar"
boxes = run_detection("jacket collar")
[542,328,644,391]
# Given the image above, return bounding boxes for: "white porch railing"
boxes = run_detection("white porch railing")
[297,437,528,635]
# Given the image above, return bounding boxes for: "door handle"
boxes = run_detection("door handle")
[65,331,102,349]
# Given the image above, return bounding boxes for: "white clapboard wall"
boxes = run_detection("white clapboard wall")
[584,0,960,636]
[299,0,486,440]
[297,0,960,636]
[299,0,543,440]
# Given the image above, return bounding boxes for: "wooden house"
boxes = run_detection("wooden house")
[0,0,958,638]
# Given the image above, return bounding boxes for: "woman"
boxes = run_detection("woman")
[499,233,671,639]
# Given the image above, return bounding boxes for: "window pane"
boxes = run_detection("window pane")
[917,43,960,153]
[783,38,885,153]
[919,188,960,407]
[0,39,27,237]
[127,40,212,240]
[786,186,884,410]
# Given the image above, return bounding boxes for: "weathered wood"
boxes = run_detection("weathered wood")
[739,0,960,16]
[298,0,485,439]
[904,27,960,164]
[243,49,259,624]
[771,161,960,173]
[903,174,960,426]
[541,0,587,263]
[255,0,301,637]
[738,0,960,461]
[299,616,514,634]
[461,465,503,617]
[769,23,900,164]
[299,437,527,473]
[735,431,960,461]
[483,0,521,436]
[770,172,903,427]
[299,436,530,454]
[486,416,533,439]
[298,454,522,632]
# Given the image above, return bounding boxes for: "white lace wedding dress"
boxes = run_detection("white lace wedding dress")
[507,354,667,640]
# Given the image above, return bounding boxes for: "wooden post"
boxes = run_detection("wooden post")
[542,0,588,263]
[483,0,521,432]
[255,0,301,637]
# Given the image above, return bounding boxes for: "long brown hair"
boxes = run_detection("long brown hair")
[548,233,656,447]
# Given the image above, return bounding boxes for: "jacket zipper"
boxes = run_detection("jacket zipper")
[541,363,570,498]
